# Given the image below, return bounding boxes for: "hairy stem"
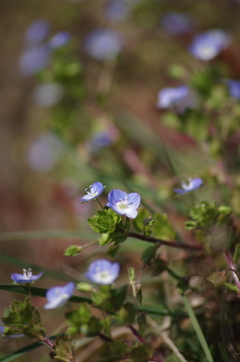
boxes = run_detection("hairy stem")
[225,250,240,293]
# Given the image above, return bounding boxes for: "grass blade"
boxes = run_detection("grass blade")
[181,295,213,362]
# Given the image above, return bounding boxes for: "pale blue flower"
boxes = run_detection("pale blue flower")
[156,86,189,109]
[44,282,75,310]
[224,79,240,99]
[83,28,123,61]
[11,269,44,284]
[19,45,49,75]
[161,12,194,35]
[174,177,203,194]
[106,189,140,218]
[79,182,105,203]
[189,29,230,61]
[48,31,71,48]
[85,259,120,284]
[25,20,50,45]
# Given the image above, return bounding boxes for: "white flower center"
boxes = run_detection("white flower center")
[23,268,32,279]
[99,271,110,280]
[116,200,129,210]
[199,45,216,58]
[181,178,193,190]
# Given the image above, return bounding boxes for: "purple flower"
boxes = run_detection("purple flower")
[25,20,50,45]
[189,29,231,61]
[106,189,141,218]
[156,85,189,109]
[85,259,120,284]
[11,269,44,284]
[174,178,203,194]
[79,182,105,203]
[161,12,194,35]
[223,79,240,99]
[83,28,123,61]
[44,282,75,310]
[104,0,130,23]
[48,31,71,49]
[19,45,49,76]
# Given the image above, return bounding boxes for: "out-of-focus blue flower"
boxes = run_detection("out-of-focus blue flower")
[33,82,64,107]
[19,46,49,76]
[174,178,203,194]
[223,79,240,99]
[156,85,189,109]
[25,20,50,45]
[79,182,104,203]
[85,259,120,284]
[44,282,75,309]
[48,31,71,48]
[83,28,123,61]
[26,133,63,173]
[11,269,44,284]
[104,0,130,23]
[189,29,230,61]
[0,322,24,338]
[106,189,141,218]
[160,12,194,35]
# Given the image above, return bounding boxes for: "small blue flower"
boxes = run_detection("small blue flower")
[160,12,194,35]
[25,20,50,45]
[19,45,49,76]
[223,79,240,99]
[156,86,189,109]
[44,282,75,310]
[104,0,130,23]
[85,259,120,285]
[189,29,230,61]
[48,31,71,49]
[79,182,105,203]
[174,177,203,194]
[83,28,123,61]
[11,269,44,284]
[106,189,141,218]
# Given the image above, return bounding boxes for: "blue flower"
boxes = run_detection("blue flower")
[223,79,240,99]
[174,178,203,194]
[160,12,194,35]
[106,189,141,218]
[104,0,130,23]
[48,31,71,49]
[85,259,120,285]
[11,269,44,284]
[156,86,189,109]
[189,29,230,61]
[79,182,105,203]
[44,282,75,310]
[25,20,50,45]
[83,28,123,61]
[19,45,49,76]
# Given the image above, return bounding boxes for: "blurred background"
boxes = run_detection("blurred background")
[1,0,240,360]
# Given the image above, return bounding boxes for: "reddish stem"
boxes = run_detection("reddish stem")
[225,250,240,293]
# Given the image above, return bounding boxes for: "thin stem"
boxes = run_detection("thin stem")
[128,232,203,251]
[96,198,104,209]
[128,325,145,343]
[82,239,99,249]
[225,250,240,293]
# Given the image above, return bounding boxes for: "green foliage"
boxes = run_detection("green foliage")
[66,303,101,336]
[138,313,147,335]
[130,343,154,362]
[52,336,75,362]
[185,202,232,230]
[64,245,83,257]
[116,302,136,324]
[76,282,93,293]
[151,258,167,276]
[233,244,240,263]
[141,245,159,266]
[207,271,227,288]
[2,297,45,339]
[102,341,131,361]
[91,285,128,314]
[128,267,135,284]
[222,282,239,293]
[151,213,176,240]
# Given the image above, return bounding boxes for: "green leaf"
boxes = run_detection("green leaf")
[133,208,150,232]
[177,278,190,293]
[207,271,227,288]
[222,282,239,293]
[76,282,93,293]
[53,336,75,362]
[116,302,136,324]
[130,343,154,362]
[152,213,176,240]
[88,208,121,234]
[151,259,167,276]
[92,285,128,314]
[234,244,240,263]
[184,220,197,230]
[101,317,111,338]
[141,245,159,266]
[138,313,147,335]
[66,303,101,337]
[136,288,142,305]
[64,245,83,257]
[128,267,135,283]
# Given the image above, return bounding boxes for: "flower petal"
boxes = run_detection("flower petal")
[127,193,141,209]
[190,177,203,190]
[79,194,96,202]
[124,208,138,218]
[174,188,188,194]
[91,181,104,194]
[108,189,128,205]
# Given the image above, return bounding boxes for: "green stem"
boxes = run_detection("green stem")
[181,295,213,362]
[96,198,104,209]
